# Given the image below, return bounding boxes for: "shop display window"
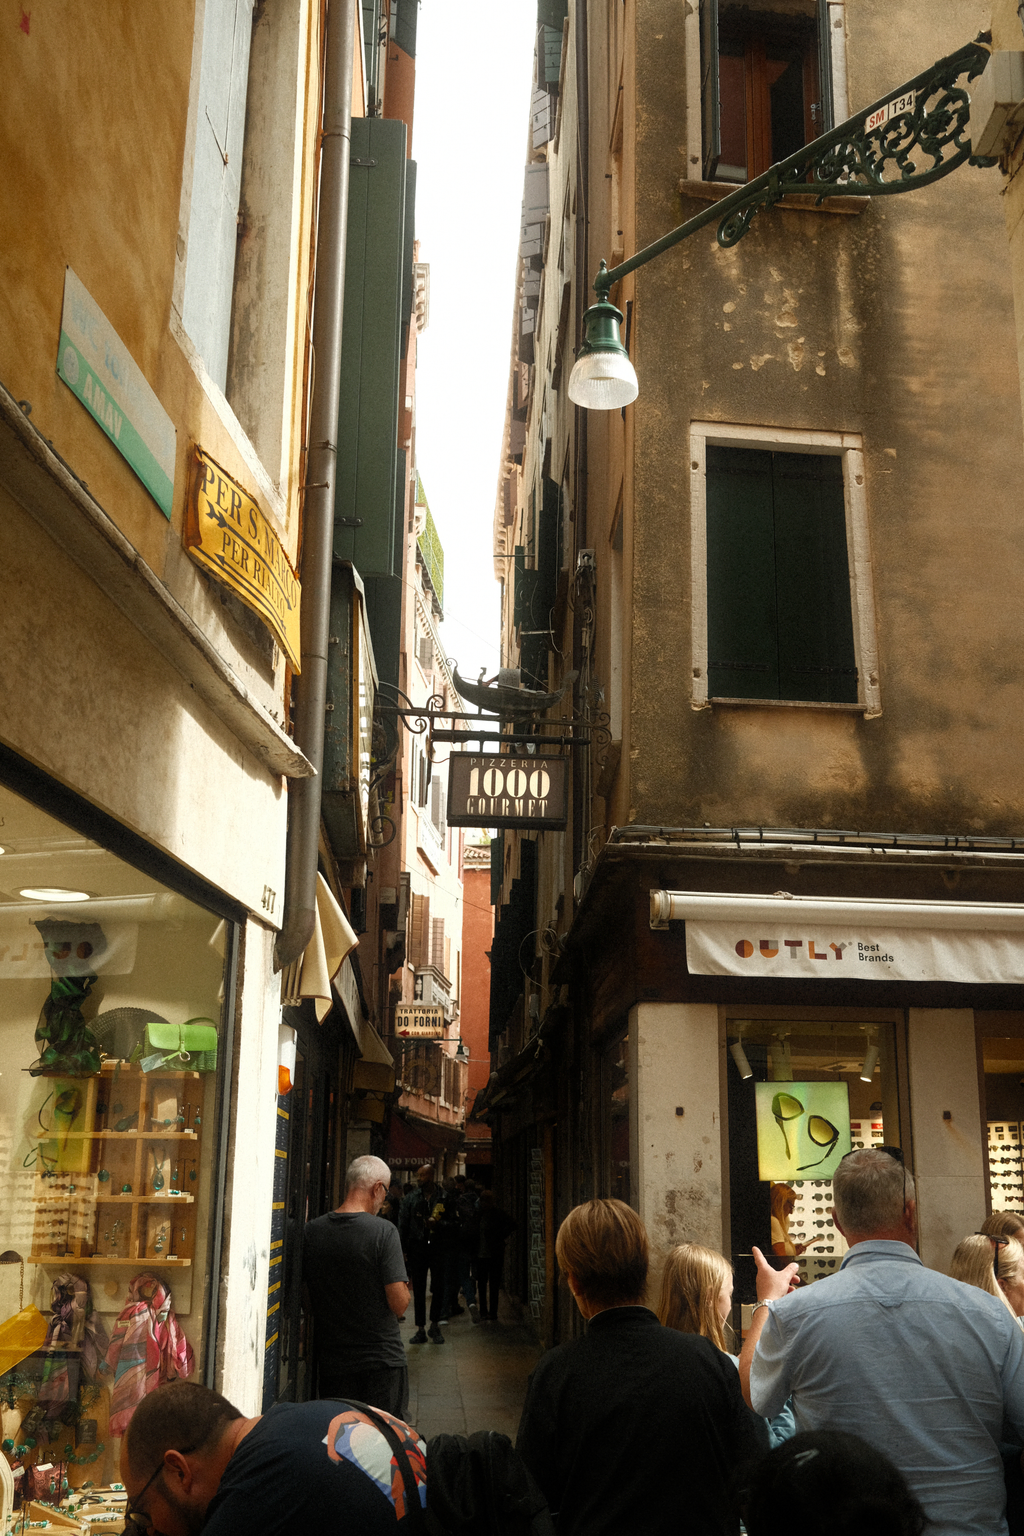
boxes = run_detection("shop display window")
[0,782,230,1509]
[726,1017,902,1299]
[980,1028,1024,1216]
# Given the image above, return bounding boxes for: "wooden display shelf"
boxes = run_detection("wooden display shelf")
[29,1255,192,1266]
[34,1130,199,1140]
[93,1194,195,1203]
[31,1063,203,1268]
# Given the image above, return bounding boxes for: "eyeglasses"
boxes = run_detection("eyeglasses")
[124,1445,199,1533]
[124,1461,165,1533]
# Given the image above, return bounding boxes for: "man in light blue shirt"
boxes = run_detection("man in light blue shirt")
[739,1147,1024,1536]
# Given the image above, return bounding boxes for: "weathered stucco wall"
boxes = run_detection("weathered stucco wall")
[0,1,317,901]
[0,1,316,700]
[624,0,1024,834]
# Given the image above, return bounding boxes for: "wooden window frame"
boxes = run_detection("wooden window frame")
[687,0,849,187]
[689,422,880,716]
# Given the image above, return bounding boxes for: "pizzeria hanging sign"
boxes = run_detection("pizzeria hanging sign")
[447,754,568,830]
[185,447,301,670]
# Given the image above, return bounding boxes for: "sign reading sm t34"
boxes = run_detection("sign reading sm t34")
[447,754,568,830]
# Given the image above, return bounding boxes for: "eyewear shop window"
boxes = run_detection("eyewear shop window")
[726,1020,901,1295]
[0,783,228,1509]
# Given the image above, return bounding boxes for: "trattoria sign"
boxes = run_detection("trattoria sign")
[185,448,301,669]
[395,1004,446,1038]
[447,754,568,829]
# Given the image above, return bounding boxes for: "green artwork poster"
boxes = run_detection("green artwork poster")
[754,1080,852,1180]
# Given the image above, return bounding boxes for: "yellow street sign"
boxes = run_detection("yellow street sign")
[185,447,301,670]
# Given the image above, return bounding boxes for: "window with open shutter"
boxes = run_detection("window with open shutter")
[699,0,833,183]
[430,916,445,975]
[706,446,857,704]
[409,893,430,967]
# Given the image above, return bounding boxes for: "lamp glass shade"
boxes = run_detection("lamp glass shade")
[568,348,639,410]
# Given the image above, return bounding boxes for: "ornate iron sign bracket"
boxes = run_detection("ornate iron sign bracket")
[594,38,994,301]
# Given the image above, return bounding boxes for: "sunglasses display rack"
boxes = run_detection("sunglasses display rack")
[987,1122,1024,1212]
[787,1177,848,1281]
[785,1118,888,1281]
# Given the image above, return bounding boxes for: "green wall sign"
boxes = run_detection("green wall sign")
[56,268,176,518]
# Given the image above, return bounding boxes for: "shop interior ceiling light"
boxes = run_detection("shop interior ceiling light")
[18,886,91,901]
[860,1043,879,1082]
[729,1040,753,1079]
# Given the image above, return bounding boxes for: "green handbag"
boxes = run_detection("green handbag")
[140,1018,218,1073]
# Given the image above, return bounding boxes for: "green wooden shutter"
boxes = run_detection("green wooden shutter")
[401,161,417,343]
[513,546,527,627]
[706,446,779,699]
[536,476,561,622]
[334,117,407,577]
[773,453,857,703]
[490,833,504,907]
[392,0,417,57]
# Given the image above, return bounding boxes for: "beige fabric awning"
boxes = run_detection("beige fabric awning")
[280,873,358,1022]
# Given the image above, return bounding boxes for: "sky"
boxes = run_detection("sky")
[411,3,538,683]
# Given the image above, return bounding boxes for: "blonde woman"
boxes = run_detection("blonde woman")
[658,1243,794,1446]
[980,1210,1024,1245]
[951,1233,1024,1322]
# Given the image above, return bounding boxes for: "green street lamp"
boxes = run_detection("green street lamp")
[568,39,993,410]
[567,269,638,409]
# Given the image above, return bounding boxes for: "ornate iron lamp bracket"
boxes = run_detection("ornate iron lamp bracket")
[594,39,994,300]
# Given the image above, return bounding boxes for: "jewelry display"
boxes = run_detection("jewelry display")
[28,1063,202,1268]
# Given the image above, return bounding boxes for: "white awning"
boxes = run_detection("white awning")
[280,873,358,1022]
[650,890,1024,985]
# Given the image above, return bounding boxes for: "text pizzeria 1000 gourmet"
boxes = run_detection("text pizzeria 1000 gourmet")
[447,755,568,830]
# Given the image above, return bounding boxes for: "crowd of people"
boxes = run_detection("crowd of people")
[117,1147,1024,1535]
[392,1164,515,1342]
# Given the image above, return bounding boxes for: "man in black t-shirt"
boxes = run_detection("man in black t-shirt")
[303,1154,411,1418]
[121,1380,427,1536]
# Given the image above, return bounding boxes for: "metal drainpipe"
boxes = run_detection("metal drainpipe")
[275,0,356,969]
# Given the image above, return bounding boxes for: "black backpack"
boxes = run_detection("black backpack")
[425,1431,555,1536]
[343,1401,554,1536]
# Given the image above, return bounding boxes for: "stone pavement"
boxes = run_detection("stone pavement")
[404,1292,543,1443]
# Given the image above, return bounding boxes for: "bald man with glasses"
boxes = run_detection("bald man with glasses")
[121,1381,426,1536]
[739,1147,1024,1536]
[303,1154,411,1418]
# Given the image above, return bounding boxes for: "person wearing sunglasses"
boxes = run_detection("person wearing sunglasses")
[738,1146,1024,1536]
[981,1211,1024,1247]
[121,1379,428,1536]
[951,1233,1024,1323]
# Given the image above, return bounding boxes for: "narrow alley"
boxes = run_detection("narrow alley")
[405,1296,543,1443]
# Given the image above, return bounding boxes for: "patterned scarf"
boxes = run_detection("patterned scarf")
[103,1273,193,1436]
[39,1272,110,1403]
